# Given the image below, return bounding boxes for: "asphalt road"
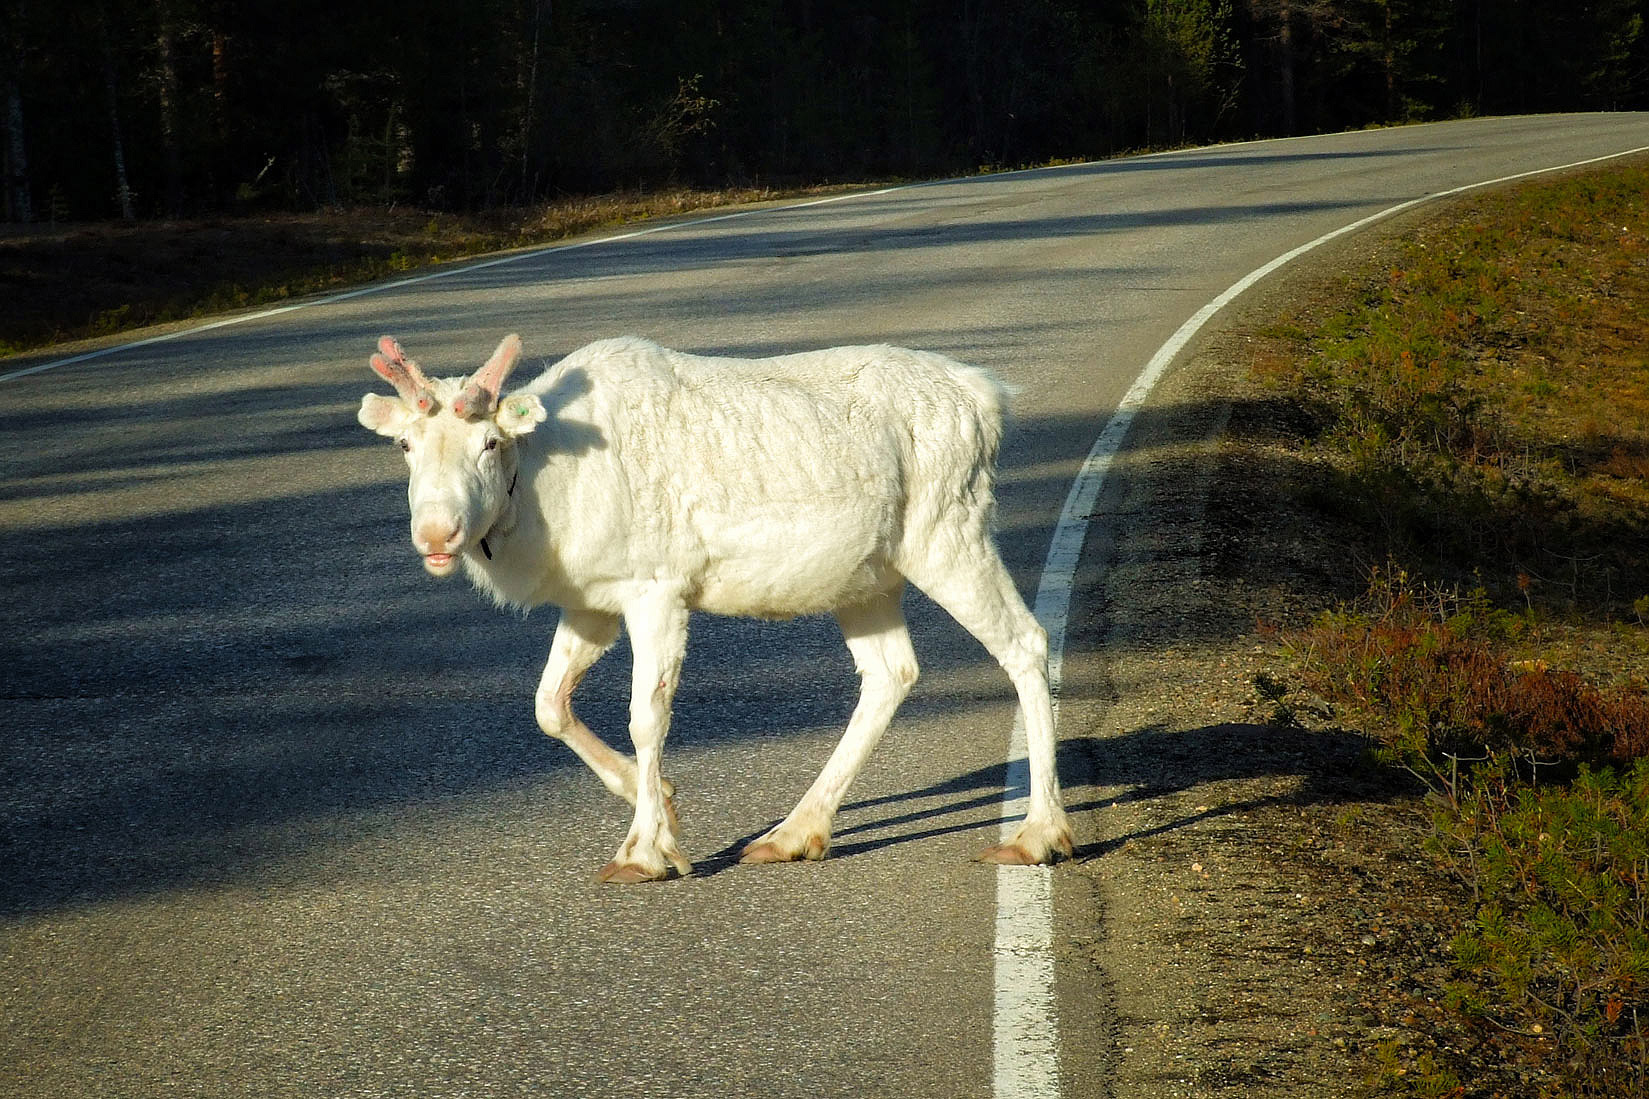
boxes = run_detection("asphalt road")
[5,114,1648,1099]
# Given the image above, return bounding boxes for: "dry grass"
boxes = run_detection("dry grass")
[1251,163,1649,622]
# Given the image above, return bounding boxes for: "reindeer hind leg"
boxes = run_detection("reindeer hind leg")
[742,586,918,864]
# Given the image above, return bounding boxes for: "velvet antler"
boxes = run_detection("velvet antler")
[451,334,524,420]
[369,336,437,414]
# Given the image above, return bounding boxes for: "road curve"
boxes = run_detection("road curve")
[3,114,1648,1099]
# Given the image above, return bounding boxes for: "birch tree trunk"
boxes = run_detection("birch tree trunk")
[3,76,27,223]
[155,0,183,214]
[1,0,28,224]
[100,7,135,220]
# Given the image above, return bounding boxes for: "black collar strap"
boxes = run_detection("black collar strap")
[479,469,520,561]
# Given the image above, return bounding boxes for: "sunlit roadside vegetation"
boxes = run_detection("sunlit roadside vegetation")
[1255,161,1649,1097]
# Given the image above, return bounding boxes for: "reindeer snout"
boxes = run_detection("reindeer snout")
[413,513,465,577]
[413,516,464,555]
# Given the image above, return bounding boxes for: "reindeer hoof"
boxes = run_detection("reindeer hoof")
[975,833,1075,865]
[975,842,1040,865]
[597,860,676,884]
[740,833,828,864]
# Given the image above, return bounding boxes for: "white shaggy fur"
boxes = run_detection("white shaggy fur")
[359,334,1073,882]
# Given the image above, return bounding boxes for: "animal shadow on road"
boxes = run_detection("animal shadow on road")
[696,722,1396,875]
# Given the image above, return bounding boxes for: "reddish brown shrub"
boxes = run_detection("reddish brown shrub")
[1298,595,1649,768]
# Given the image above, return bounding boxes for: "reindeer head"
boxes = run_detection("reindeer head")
[358,334,547,576]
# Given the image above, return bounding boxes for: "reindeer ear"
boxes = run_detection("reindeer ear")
[359,392,418,437]
[494,392,546,437]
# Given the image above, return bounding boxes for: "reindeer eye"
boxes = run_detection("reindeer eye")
[398,437,412,452]
[484,436,500,452]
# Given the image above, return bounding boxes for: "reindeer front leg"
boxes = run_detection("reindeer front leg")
[535,609,676,808]
[598,588,693,884]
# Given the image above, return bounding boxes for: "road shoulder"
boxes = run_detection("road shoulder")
[1065,224,1468,1098]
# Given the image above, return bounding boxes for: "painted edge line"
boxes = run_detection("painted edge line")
[0,185,901,385]
[990,139,1649,1099]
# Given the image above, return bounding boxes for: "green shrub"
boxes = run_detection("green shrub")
[1438,761,1649,1097]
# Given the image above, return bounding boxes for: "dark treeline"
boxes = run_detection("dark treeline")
[3,0,1647,222]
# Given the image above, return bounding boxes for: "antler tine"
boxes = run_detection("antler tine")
[371,335,437,413]
[376,336,433,385]
[452,334,524,420]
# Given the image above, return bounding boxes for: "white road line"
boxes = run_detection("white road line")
[991,139,1649,1099]
[0,186,899,385]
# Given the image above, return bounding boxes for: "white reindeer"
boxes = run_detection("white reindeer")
[357,333,1073,883]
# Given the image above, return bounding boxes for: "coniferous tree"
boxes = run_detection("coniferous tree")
[3,0,1648,222]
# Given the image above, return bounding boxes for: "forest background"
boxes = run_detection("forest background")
[5,0,1649,224]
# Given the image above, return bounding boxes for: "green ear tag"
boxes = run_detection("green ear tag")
[513,403,529,417]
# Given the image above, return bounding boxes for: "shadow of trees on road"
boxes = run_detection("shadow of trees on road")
[0,380,1388,915]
